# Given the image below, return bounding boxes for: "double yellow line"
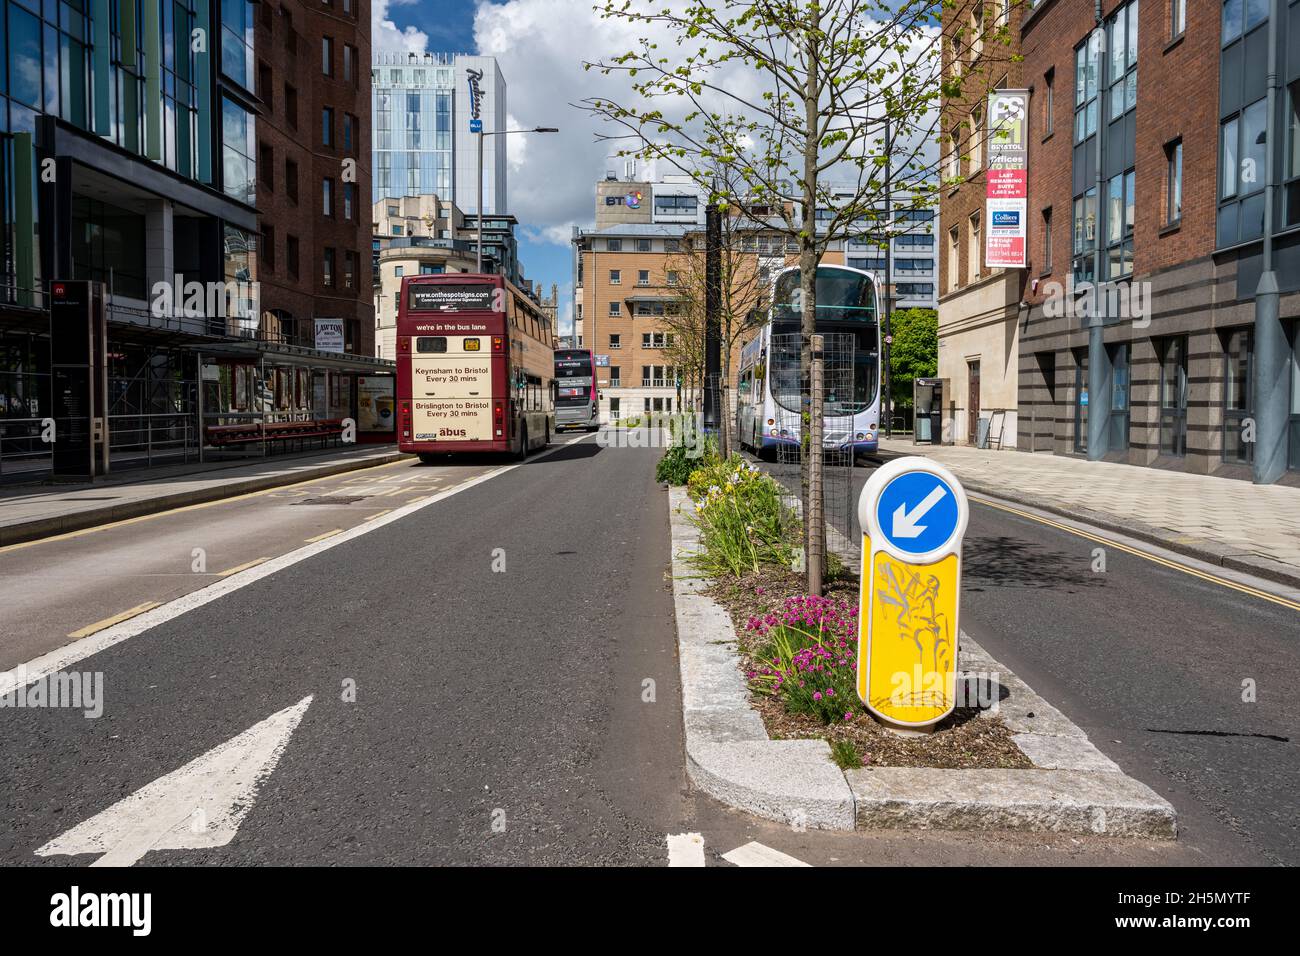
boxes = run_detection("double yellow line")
[971,495,1300,613]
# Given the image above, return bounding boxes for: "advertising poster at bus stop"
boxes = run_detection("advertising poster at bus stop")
[357,376,395,432]
[984,89,1029,270]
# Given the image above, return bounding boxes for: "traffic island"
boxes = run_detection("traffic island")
[668,486,1177,837]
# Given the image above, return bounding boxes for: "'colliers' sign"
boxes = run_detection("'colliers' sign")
[467,68,484,133]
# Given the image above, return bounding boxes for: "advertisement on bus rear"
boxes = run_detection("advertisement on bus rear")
[408,284,496,313]
[412,399,493,441]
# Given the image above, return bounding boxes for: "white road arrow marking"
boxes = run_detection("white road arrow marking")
[891,486,948,539]
[722,841,812,867]
[36,696,312,867]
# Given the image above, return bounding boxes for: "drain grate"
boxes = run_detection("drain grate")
[294,496,371,505]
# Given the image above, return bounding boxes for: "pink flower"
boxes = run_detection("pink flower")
[813,692,823,701]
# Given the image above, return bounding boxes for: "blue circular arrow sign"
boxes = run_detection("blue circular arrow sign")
[875,470,961,556]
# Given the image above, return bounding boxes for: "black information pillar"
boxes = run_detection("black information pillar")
[50,280,108,478]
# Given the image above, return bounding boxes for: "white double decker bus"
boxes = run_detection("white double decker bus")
[736,263,883,459]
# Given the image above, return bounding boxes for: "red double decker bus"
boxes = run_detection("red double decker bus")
[397,274,556,462]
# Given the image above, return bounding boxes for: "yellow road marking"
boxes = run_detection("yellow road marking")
[216,557,271,578]
[305,529,343,543]
[0,458,416,557]
[972,496,1300,613]
[68,602,161,639]
[365,510,393,521]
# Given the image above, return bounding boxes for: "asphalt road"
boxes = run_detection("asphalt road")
[797,455,1300,866]
[0,435,1225,866]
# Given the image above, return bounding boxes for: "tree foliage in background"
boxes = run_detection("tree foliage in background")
[582,0,1025,593]
[888,307,938,409]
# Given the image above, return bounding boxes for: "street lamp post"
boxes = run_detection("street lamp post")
[476,127,559,273]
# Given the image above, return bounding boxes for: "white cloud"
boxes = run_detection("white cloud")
[372,0,430,54]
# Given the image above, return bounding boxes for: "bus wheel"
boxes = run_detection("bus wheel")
[515,425,529,460]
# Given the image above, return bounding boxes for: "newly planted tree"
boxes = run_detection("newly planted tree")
[584,0,1022,593]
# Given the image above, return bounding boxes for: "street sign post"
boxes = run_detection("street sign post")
[856,457,969,730]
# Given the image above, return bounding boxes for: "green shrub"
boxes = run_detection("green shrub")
[656,430,718,486]
[688,456,799,576]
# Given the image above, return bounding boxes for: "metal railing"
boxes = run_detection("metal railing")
[107,413,199,467]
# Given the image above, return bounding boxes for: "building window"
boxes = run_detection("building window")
[259,143,274,191]
[1161,336,1188,457]
[609,270,621,285]
[607,239,622,252]
[322,37,334,77]
[609,334,621,349]
[1223,328,1254,463]
[609,301,621,316]
[1106,1,1139,123]
[221,97,256,205]
[1218,98,1268,245]
[1073,32,1101,143]
[1041,207,1053,272]
[1043,68,1054,135]
[344,251,356,290]
[343,44,355,84]
[322,107,334,147]
[1104,169,1136,279]
[967,212,981,283]
[968,106,983,173]
[221,0,255,90]
[1288,81,1300,227]
[948,226,960,291]
[610,367,621,388]
[343,114,355,153]
[286,159,299,204]
[1222,0,1268,44]
[1166,139,1183,223]
[638,270,650,286]
[323,248,335,287]
[665,239,681,253]
[654,194,699,217]
[343,183,354,221]
[322,178,334,217]
[667,271,679,286]
[394,266,404,278]
[1171,0,1186,39]
[636,239,651,252]
[1107,343,1130,450]
[1072,187,1097,284]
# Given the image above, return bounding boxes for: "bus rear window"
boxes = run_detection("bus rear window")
[415,337,448,353]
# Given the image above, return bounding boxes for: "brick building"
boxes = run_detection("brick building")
[255,0,374,358]
[938,0,1028,448]
[1015,0,1300,481]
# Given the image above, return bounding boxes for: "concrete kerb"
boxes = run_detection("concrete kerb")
[0,451,414,547]
[667,485,1177,837]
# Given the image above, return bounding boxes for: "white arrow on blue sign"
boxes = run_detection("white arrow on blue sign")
[859,457,969,564]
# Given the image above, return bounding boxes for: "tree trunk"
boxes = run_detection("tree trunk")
[801,25,824,597]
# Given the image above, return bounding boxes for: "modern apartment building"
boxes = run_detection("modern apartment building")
[839,196,940,312]
[938,0,1026,449]
[370,52,508,215]
[1016,0,1300,482]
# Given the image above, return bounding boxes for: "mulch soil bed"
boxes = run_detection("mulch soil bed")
[706,566,1033,770]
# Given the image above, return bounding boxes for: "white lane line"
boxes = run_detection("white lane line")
[37,696,312,867]
[0,434,592,696]
[666,832,706,867]
[722,842,812,867]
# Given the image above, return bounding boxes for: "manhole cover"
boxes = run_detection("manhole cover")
[294,496,371,505]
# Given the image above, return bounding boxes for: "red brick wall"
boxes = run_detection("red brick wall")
[255,0,374,356]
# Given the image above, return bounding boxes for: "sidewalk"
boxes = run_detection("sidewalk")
[0,445,409,547]
[880,439,1300,588]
